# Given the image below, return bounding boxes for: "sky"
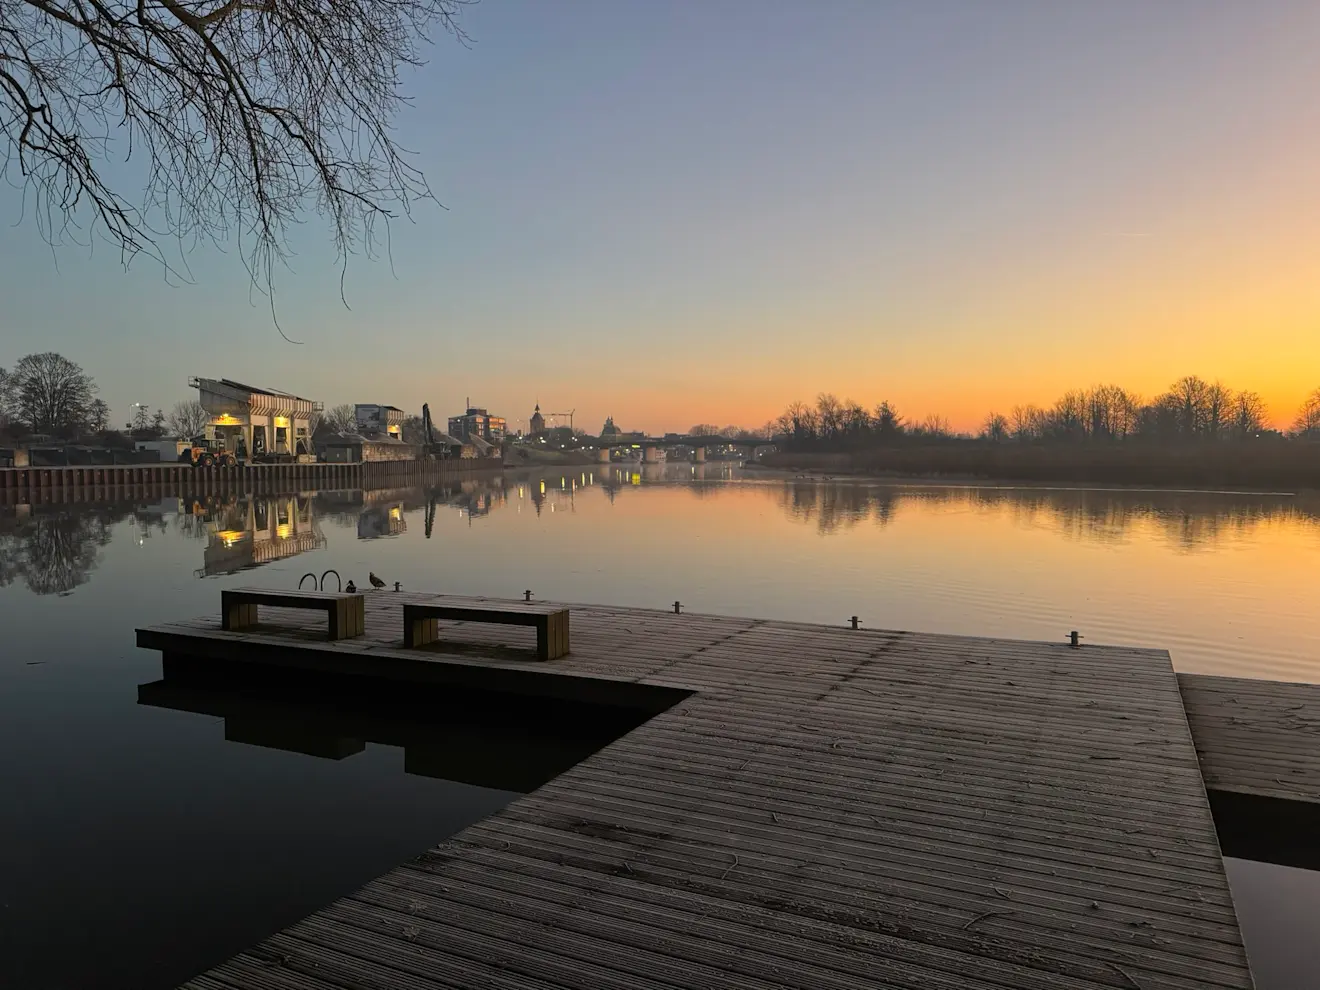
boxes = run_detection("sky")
[1,0,1318,435]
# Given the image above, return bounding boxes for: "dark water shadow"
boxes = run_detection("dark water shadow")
[140,655,662,793]
[0,656,670,990]
[1210,790,1320,873]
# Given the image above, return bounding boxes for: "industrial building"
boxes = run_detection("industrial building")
[354,404,405,440]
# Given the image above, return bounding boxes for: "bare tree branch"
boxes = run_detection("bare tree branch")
[167,397,208,436]
[1295,387,1320,438]
[1,0,470,318]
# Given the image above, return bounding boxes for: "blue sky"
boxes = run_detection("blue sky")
[1,1,1317,433]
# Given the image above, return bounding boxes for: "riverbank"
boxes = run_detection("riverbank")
[757,441,1320,492]
[0,457,505,504]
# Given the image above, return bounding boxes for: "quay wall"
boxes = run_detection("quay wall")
[0,457,504,504]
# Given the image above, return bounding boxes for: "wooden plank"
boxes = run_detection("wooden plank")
[404,603,568,625]
[139,596,1255,990]
[1179,672,1320,803]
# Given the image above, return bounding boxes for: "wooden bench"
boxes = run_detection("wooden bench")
[221,587,365,641]
[402,601,570,660]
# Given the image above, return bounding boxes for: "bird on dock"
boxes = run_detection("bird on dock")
[345,580,357,593]
[369,571,386,590]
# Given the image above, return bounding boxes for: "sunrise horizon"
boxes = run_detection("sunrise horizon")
[2,1,1317,439]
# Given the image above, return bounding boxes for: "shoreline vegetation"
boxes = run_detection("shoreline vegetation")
[755,378,1320,492]
[754,443,1320,492]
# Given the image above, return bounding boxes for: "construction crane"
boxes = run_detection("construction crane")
[420,403,461,459]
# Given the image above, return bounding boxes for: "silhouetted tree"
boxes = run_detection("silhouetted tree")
[324,403,357,435]
[873,401,904,438]
[1047,390,1088,440]
[10,352,96,435]
[131,404,150,432]
[151,408,167,436]
[1203,381,1234,439]
[776,401,819,446]
[2,0,470,300]
[87,398,110,432]
[688,424,720,436]
[1009,404,1044,441]
[1136,392,1183,439]
[1230,391,1268,438]
[913,413,953,438]
[981,412,1009,441]
[1295,388,1320,437]
[1086,385,1141,440]
[168,400,209,438]
[1168,375,1212,437]
[840,400,870,440]
[0,366,13,426]
[775,377,1288,454]
[815,393,844,439]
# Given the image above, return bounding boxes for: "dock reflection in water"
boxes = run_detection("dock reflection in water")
[138,655,648,795]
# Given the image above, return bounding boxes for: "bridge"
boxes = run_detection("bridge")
[525,433,777,463]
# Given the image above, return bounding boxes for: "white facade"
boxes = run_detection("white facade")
[191,377,321,458]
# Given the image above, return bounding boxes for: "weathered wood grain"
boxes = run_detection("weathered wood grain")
[1179,672,1320,804]
[136,593,1256,990]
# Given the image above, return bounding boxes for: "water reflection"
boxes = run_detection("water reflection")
[0,503,127,594]
[187,494,326,576]
[4,469,1318,990]
[4,474,1319,600]
[138,656,649,793]
[774,481,1320,549]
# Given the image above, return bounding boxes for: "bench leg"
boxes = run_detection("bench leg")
[405,616,439,648]
[328,598,366,640]
[223,602,258,631]
[536,613,570,661]
[551,611,570,659]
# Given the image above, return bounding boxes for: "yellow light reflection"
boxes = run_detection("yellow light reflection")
[216,528,246,548]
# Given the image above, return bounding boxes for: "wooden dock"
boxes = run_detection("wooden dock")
[138,595,1256,990]
[1178,673,1320,804]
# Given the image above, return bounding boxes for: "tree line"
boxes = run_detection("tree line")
[773,378,1320,451]
[1,353,107,438]
[1,351,214,442]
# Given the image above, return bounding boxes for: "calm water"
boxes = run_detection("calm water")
[3,465,1319,986]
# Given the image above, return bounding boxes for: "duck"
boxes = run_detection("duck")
[345,580,357,593]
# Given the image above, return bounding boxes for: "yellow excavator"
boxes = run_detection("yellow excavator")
[179,436,238,468]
